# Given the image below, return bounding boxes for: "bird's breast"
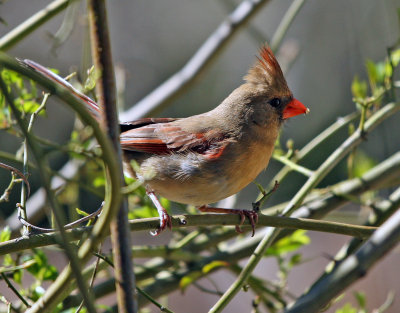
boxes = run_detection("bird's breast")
[137,138,275,206]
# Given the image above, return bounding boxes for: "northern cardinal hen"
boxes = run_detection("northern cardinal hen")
[21,45,308,236]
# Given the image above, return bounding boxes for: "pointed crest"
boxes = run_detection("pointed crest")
[256,45,284,78]
[244,45,290,95]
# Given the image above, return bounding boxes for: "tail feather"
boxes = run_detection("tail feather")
[21,59,101,120]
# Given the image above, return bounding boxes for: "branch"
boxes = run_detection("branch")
[292,185,400,311]
[60,150,400,309]
[120,0,273,121]
[87,0,137,311]
[0,67,97,313]
[1,0,279,234]
[286,208,400,313]
[260,111,360,200]
[0,162,30,202]
[209,102,400,313]
[270,0,306,51]
[2,149,400,256]
[0,52,123,313]
[0,213,376,256]
[0,0,73,51]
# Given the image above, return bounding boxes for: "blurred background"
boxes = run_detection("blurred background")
[1,0,400,312]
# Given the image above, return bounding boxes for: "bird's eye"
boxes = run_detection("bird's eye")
[270,98,281,108]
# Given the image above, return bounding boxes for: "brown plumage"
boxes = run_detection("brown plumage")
[22,45,309,236]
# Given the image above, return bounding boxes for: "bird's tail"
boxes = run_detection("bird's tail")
[21,59,101,120]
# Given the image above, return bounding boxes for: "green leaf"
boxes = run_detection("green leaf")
[93,176,105,187]
[3,254,13,266]
[288,253,302,268]
[0,227,11,242]
[75,208,89,217]
[202,261,229,274]
[128,205,156,219]
[21,100,41,114]
[13,269,22,284]
[351,76,368,99]
[366,59,378,89]
[254,182,266,194]
[351,150,377,178]
[354,291,366,310]
[41,264,58,281]
[25,249,58,281]
[335,303,357,313]
[160,197,170,210]
[49,68,60,75]
[390,49,400,67]
[179,271,202,292]
[266,230,310,256]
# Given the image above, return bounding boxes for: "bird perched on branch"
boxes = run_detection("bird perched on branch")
[21,45,308,236]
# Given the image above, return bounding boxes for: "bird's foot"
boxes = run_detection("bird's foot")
[198,206,259,237]
[147,191,172,236]
[150,209,172,236]
[234,209,258,237]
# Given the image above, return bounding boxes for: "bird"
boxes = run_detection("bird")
[21,45,309,237]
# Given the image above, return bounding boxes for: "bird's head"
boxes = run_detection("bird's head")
[242,45,309,125]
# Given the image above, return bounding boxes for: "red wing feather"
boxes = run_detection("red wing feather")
[120,122,228,158]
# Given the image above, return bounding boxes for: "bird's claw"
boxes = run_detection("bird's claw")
[150,211,172,236]
[235,209,259,237]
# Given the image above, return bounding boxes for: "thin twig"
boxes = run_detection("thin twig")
[209,102,400,312]
[19,93,50,234]
[60,150,400,309]
[0,0,73,51]
[0,71,97,313]
[136,287,175,313]
[0,53,123,313]
[257,111,360,203]
[17,203,103,233]
[120,0,273,121]
[1,272,31,308]
[2,0,274,234]
[0,213,377,256]
[272,155,314,177]
[286,209,400,313]
[75,245,103,313]
[0,162,30,198]
[270,0,307,51]
[284,102,399,216]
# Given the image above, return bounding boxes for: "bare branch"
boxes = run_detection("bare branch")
[286,208,400,313]
[120,0,273,121]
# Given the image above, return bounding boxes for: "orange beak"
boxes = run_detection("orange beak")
[282,98,309,119]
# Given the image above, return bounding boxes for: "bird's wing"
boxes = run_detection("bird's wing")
[119,118,179,132]
[120,122,229,159]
